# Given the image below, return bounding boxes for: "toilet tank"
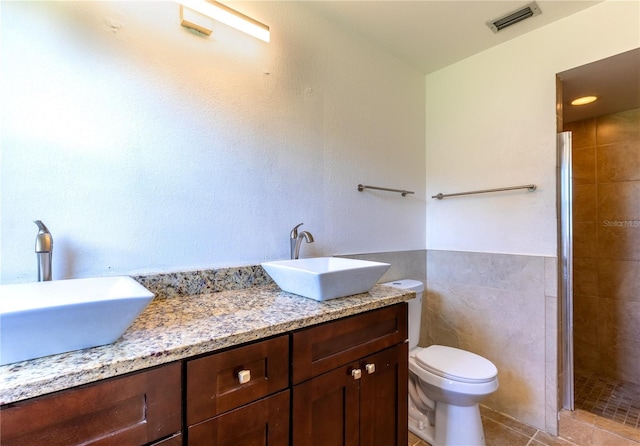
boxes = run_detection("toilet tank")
[383,279,424,349]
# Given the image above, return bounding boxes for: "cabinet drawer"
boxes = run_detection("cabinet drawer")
[187,335,289,425]
[0,362,181,446]
[292,303,407,384]
[188,390,289,446]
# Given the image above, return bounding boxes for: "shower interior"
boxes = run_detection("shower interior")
[558,48,640,436]
[574,374,640,429]
[566,107,640,431]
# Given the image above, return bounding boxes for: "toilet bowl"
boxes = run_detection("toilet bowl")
[383,280,499,446]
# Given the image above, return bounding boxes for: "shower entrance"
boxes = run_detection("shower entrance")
[557,48,640,435]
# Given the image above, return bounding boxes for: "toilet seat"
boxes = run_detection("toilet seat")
[415,345,497,384]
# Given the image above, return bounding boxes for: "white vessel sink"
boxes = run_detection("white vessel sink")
[0,276,154,365]
[261,257,390,301]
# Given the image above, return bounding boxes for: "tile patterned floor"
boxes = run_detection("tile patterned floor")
[406,376,640,446]
[575,374,640,429]
[559,408,640,445]
[408,406,578,446]
[409,404,640,446]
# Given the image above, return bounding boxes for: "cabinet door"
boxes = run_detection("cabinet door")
[292,363,361,446]
[188,390,289,446]
[359,344,408,446]
[0,362,181,446]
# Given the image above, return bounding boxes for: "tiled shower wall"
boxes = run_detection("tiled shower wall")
[425,250,558,433]
[565,108,640,386]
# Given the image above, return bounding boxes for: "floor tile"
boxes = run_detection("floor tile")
[480,405,538,437]
[408,431,425,446]
[533,430,579,446]
[482,417,531,446]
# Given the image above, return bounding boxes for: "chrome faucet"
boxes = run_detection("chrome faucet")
[290,223,314,260]
[34,220,53,281]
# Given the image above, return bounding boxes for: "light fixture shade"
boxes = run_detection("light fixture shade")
[180,5,213,35]
[176,0,270,42]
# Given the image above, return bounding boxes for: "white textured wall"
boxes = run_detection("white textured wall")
[425,0,639,256]
[0,1,426,283]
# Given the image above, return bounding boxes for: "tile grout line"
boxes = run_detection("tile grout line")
[483,415,540,444]
[525,434,536,446]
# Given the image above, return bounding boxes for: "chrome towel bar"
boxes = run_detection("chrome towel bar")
[432,184,536,200]
[357,184,415,197]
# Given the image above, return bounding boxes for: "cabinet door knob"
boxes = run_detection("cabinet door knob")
[365,363,376,374]
[238,369,251,384]
[351,368,362,380]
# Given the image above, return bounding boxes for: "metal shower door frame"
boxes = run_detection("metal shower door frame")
[557,131,574,411]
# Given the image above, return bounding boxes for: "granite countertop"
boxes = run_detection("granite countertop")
[0,283,413,405]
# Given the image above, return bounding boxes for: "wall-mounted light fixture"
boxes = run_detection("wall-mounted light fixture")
[180,4,213,35]
[176,0,270,42]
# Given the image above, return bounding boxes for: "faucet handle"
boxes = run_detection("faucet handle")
[34,220,50,233]
[34,220,52,253]
[290,223,304,239]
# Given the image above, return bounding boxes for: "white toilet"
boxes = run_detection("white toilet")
[384,280,499,446]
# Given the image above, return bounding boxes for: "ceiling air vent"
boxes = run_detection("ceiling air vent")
[486,2,541,33]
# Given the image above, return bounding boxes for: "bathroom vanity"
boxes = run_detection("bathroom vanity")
[0,283,412,445]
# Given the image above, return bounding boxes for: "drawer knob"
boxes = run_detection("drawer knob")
[365,363,376,374]
[351,368,362,380]
[238,369,251,384]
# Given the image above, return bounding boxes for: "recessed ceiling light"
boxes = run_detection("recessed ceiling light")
[571,96,598,106]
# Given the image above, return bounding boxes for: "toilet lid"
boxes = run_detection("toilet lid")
[415,345,497,383]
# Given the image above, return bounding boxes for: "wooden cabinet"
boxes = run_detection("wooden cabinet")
[1,303,408,446]
[0,362,181,446]
[291,303,408,446]
[185,335,289,445]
